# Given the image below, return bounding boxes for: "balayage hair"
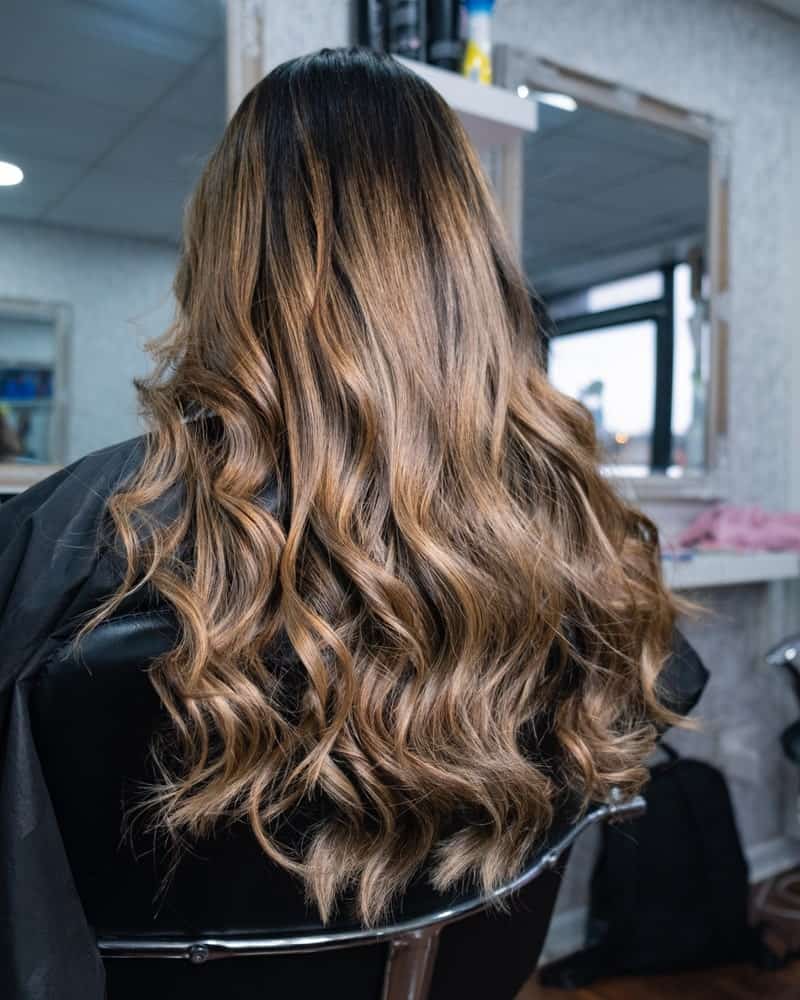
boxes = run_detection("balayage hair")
[89,47,679,924]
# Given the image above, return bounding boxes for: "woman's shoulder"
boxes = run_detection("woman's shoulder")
[0,435,151,669]
[68,433,148,482]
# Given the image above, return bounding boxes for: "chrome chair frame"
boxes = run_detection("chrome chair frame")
[97,793,645,1000]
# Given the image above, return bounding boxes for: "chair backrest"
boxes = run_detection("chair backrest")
[31,609,645,1000]
[96,796,644,1000]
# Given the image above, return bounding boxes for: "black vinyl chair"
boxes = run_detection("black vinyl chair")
[96,794,644,1000]
[31,610,645,1000]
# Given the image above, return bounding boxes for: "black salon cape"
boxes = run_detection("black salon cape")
[0,436,709,1000]
[0,438,145,1000]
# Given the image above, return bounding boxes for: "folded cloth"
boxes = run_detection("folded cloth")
[677,504,800,552]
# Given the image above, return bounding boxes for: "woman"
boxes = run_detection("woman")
[0,48,705,1000]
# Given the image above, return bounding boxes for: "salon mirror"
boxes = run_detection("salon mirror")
[0,300,69,468]
[510,58,720,487]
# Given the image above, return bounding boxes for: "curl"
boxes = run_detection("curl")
[84,48,682,927]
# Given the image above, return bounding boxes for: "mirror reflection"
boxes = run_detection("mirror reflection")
[521,95,710,477]
[0,305,66,465]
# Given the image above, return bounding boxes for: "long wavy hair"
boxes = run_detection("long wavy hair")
[88,47,679,924]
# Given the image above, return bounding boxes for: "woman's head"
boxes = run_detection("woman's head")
[93,48,678,924]
[174,46,536,469]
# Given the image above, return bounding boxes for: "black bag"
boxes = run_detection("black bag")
[540,747,770,988]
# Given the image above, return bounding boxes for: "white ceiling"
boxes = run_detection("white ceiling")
[523,103,709,297]
[0,0,226,243]
[758,0,800,20]
[1,0,712,276]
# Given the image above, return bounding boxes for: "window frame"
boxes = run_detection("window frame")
[546,264,679,473]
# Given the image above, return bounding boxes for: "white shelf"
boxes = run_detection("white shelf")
[0,462,61,494]
[394,57,536,146]
[0,398,53,408]
[662,551,800,590]
[2,464,797,593]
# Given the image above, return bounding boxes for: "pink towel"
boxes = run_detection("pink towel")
[677,505,800,552]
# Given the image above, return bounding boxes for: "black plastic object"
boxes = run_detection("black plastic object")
[387,0,426,60]
[539,746,773,987]
[427,0,463,71]
[356,0,386,50]
[781,719,800,765]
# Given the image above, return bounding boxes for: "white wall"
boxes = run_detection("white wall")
[260,0,349,71]
[787,95,800,509]
[0,219,176,462]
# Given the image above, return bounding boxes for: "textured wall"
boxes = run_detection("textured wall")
[491,0,800,941]
[0,219,176,462]
[494,0,800,511]
[262,0,350,71]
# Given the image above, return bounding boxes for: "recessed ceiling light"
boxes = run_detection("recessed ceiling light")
[537,92,578,113]
[516,84,530,99]
[0,161,24,186]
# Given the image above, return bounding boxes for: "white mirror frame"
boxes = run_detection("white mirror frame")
[0,297,71,493]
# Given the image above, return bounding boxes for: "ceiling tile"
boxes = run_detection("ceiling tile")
[594,161,708,213]
[524,131,660,197]
[44,166,186,242]
[0,0,224,237]
[575,110,707,163]
[522,100,711,295]
[0,0,217,112]
[0,80,138,162]
[758,0,800,22]
[98,112,220,186]
[157,43,226,127]
[71,0,225,41]
[0,154,87,220]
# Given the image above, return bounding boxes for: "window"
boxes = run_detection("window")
[549,271,665,321]
[549,321,656,473]
[546,263,708,476]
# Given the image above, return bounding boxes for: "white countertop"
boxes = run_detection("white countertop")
[3,466,800,590]
[0,462,61,494]
[662,550,800,590]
